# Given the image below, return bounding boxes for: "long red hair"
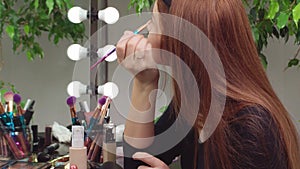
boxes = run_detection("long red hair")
[156,0,300,168]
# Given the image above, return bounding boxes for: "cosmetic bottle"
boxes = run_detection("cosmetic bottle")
[69,126,87,169]
[44,126,52,147]
[30,125,39,162]
[102,121,116,163]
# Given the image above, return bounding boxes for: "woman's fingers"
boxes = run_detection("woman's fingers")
[135,38,148,59]
[125,34,144,59]
[133,152,169,169]
[116,31,134,63]
[116,31,159,83]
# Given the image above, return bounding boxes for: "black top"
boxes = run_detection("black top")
[123,104,288,169]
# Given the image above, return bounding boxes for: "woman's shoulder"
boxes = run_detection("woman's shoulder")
[231,105,274,128]
[228,105,288,168]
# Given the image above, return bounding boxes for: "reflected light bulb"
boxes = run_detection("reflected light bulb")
[67,81,88,98]
[98,7,119,24]
[67,44,88,61]
[68,6,88,24]
[97,82,119,99]
[97,45,117,62]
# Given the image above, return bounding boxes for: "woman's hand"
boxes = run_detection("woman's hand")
[133,152,170,169]
[116,31,159,86]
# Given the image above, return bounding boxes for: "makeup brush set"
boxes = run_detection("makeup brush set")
[66,95,115,163]
[0,92,35,159]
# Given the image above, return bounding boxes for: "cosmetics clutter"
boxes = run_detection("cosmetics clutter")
[0,92,35,159]
[66,95,117,166]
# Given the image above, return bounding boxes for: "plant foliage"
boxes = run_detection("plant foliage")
[0,0,86,60]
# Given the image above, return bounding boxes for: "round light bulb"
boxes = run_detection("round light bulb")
[97,45,117,62]
[67,81,88,98]
[68,6,88,24]
[67,44,88,61]
[97,82,119,99]
[98,7,119,24]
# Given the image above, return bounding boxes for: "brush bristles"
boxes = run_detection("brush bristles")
[4,92,14,101]
[13,94,22,105]
[98,96,107,106]
[66,96,76,106]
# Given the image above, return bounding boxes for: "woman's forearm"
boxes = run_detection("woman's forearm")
[124,78,158,149]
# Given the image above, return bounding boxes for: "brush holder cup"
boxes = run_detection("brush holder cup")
[0,125,32,160]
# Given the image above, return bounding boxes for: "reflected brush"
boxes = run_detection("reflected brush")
[99,97,112,125]
[66,96,80,125]
[87,97,106,135]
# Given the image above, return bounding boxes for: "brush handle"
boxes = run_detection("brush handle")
[16,132,29,155]
[6,112,15,131]
[4,133,24,159]
[87,117,98,135]
[0,120,24,159]
[0,103,5,114]
[87,134,99,159]
[71,117,80,125]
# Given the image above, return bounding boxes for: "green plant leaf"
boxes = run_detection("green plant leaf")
[252,26,260,43]
[277,12,290,29]
[46,0,54,15]
[26,50,33,61]
[24,25,30,35]
[266,0,279,20]
[292,3,300,27]
[288,58,299,67]
[5,25,15,39]
[55,0,63,9]
[63,0,72,9]
[259,53,268,69]
[34,0,39,9]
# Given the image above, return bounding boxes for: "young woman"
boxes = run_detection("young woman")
[116,0,300,168]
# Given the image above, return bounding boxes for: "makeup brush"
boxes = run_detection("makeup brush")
[99,97,112,125]
[87,97,106,135]
[13,94,30,155]
[13,94,25,122]
[4,92,14,115]
[13,94,27,134]
[0,93,9,124]
[66,96,80,125]
[90,21,151,70]
[0,119,24,159]
[4,92,15,129]
[77,101,89,128]
[133,20,151,34]
[0,93,5,114]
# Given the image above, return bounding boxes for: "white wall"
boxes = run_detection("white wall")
[264,38,300,123]
[0,0,299,132]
